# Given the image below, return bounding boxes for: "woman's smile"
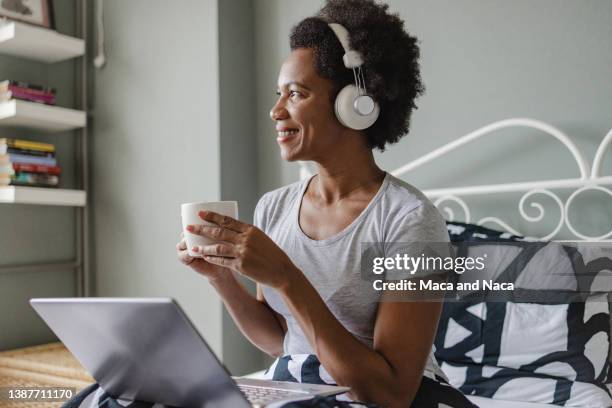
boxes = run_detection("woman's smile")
[276,128,300,143]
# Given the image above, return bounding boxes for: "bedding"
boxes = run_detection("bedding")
[434,222,612,406]
[467,395,558,408]
[260,354,478,407]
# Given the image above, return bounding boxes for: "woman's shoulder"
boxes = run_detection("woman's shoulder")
[380,173,437,214]
[258,178,305,208]
[378,173,448,241]
[253,179,306,231]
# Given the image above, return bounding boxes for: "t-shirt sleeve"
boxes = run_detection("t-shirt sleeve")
[380,202,452,285]
[253,194,268,232]
[384,202,450,245]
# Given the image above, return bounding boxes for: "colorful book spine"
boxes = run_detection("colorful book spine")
[0,80,56,94]
[0,138,55,152]
[12,163,61,175]
[7,88,56,105]
[8,85,55,97]
[2,172,59,187]
[2,153,57,167]
[5,146,55,158]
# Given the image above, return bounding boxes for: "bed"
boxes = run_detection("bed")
[299,118,612,407]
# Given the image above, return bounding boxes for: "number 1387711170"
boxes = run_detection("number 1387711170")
[1,387,75,402]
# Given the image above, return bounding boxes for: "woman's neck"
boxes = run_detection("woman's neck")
[310,149,385,204]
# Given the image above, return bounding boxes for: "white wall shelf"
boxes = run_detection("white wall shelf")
[0,186,86,206]
[0,21,84,63]
[0,100,86,132]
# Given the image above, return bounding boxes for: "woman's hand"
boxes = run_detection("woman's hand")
[186,211,297,289]
[176,232,230,282]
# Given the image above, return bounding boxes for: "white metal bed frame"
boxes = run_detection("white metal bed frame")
[299,118,612,241]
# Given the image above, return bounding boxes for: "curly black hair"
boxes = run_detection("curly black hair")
[289,0,424,151]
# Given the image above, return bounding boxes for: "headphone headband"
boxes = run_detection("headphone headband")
[328,23,363,68]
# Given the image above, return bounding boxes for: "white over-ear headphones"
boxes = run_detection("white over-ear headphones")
[328,23,379,130]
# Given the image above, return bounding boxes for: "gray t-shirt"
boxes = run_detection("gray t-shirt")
[254,172,449,380]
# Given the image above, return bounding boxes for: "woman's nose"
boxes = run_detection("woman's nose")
[270,100,288,121]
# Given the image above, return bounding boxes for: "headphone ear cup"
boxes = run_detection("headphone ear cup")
[334,84,380,130]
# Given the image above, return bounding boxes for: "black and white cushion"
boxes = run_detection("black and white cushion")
[435,222,612,406]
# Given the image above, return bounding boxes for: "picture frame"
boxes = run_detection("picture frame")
[0,0,54,30]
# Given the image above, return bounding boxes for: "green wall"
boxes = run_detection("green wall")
[90,0,225,358]
[253,0,612,239]
[218,0,267,374]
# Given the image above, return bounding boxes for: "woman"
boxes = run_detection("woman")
[178,1,475,407]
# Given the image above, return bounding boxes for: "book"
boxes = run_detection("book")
[0,163,61,176]
[12,163,61,175]
[0,80,57,105]
[0,172,59,187]
[0,80,56,95]
[2,146,55,158]
[3,88,56,105]
[7,85,55,98]
[0,138,55,153]
[0,153,57,167]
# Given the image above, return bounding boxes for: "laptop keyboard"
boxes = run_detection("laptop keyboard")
[238,384,308,406]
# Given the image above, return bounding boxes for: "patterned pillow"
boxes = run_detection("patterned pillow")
[435,222,612,406]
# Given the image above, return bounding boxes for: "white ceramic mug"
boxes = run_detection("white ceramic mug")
[180,201,239,257]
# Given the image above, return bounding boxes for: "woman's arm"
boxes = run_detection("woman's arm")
[257,284,288,335]
[281,269,442,407]
[177,236,286,357]
[210,275,287,357]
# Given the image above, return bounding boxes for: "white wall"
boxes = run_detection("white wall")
[91,0,224,355]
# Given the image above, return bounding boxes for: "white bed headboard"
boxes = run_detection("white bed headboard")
[299,118,612,241]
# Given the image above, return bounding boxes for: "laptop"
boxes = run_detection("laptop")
[30,298,349,408]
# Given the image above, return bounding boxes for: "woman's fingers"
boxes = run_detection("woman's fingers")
[202,255,236,269]
[177,249,195,265]
[176,239,196,265]
[185,224,239,243]
[194,243,237,257]
[176,239,187,251]
[197,211,249,233]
